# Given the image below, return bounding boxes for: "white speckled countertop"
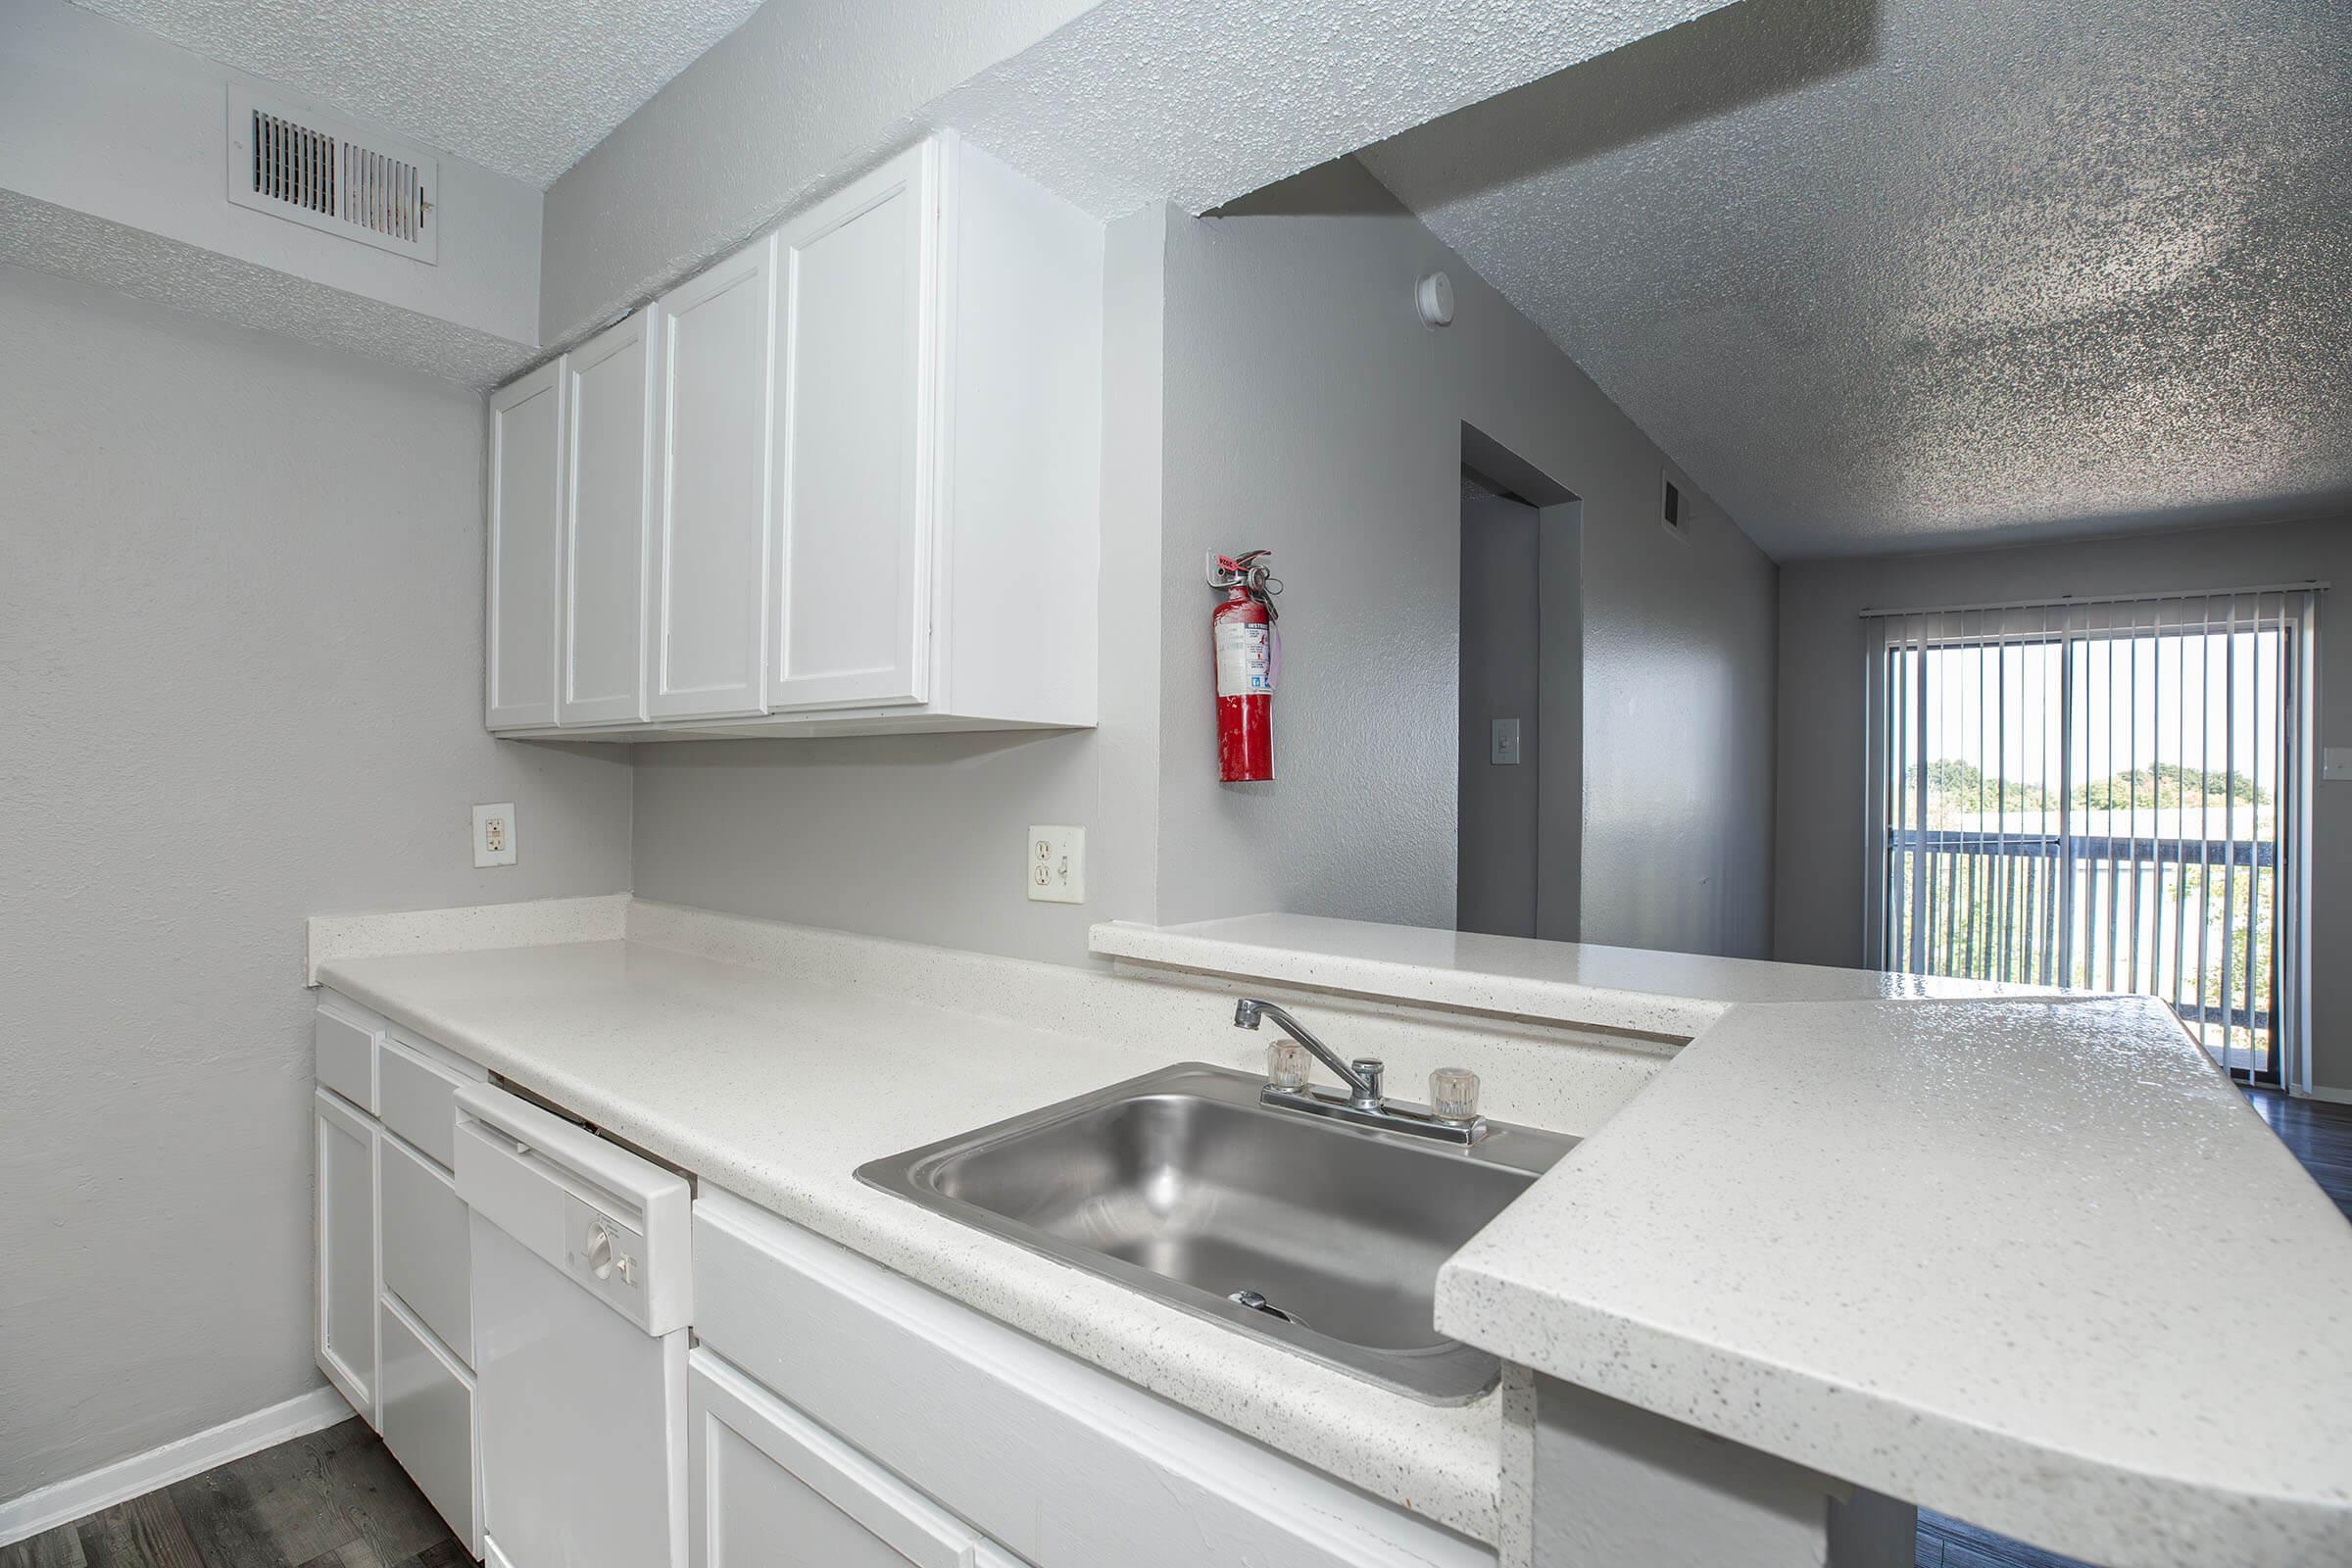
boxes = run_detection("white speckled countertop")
[1439,995,2352,1568]
[318,903,2352,1567]
[316,936,1513,1543]
[1091,912,2049,1038]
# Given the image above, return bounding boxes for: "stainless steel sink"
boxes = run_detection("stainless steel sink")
[857,1063,1577,1403]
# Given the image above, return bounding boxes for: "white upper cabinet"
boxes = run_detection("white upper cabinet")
[560,307,658,726]
[485,361,564,730]
[485,132,1101,740]
[770,145,934,710]
[651,236,777,721]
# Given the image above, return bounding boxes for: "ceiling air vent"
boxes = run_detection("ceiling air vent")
[225,86,438,264]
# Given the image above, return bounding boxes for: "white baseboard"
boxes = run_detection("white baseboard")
[2294,1082,2352,1106]
[0,1385,356,1546]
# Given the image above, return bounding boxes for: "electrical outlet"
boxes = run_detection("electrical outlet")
[1026,825,1086,904]
[2326,749,2352,782]
[473,803,517,868]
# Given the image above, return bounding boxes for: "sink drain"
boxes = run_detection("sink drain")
[1228,1289,1309,1329]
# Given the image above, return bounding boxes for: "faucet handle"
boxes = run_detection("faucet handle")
[1265,1039,1311,1090]
[1429,1066,1481,1124]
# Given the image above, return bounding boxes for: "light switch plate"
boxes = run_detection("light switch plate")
[473,803,517,867]
[1491,718,1522,765]
[2326,749,2352,782]
[1027,825,1085,904]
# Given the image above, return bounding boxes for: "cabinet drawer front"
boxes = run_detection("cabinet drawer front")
[691,1192,1490,1568]
[315,1006,377,1114]
[379,1035,471,1171]
[381,1134,472,1367]
[379,1296,479,1553]
[690,1348,978,1568]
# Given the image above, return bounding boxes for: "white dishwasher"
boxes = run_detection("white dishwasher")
[455,1082,692,1568]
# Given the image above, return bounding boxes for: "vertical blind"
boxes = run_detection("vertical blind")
[1863,587,2318,1084]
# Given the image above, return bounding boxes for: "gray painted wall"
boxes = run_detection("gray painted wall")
[1153,161,1780,957]
[1774,515,2352,1091]
[631,167,1779,967]
[627,206,1170,964]
[0,266,634,1503]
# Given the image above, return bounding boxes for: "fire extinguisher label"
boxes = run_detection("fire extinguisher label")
[1214,619,1274,697]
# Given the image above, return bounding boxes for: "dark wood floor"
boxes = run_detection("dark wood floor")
[0,1419,462,1568]
[9,1091,2347,1568]
[1915,1086,2352,1568]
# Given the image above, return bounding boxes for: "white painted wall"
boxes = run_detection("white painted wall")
[1774,515,2352,1092]
[0,265,633,1504]
[1152,161,1780,957]
[0,0,543,350]
[536,0,1099,346]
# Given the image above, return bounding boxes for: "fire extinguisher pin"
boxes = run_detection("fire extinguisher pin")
[1206,550,1282,615]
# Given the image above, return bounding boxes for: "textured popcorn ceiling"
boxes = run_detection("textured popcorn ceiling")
[933,0,1742,218]
[66,0,764,184]
[1360,0,2352,559]
[0,189,540,385]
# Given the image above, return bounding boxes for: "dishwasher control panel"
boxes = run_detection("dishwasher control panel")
[455,1081,695,1336]
[563,1193,650,1326]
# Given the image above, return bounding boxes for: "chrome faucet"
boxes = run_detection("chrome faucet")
[1232,998,1486,1146]
[1233,998,1383,1107]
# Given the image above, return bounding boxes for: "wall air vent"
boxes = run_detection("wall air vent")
[225,87,438,264]
[1660,467,1688,540]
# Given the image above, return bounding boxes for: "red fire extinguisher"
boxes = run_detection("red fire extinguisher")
[1209,550,1281,782]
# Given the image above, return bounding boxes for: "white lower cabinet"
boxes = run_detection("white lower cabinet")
[323,1005,1491,1568]
[692,1188,1492,1568]
[379,1296,479,1550]
[690,1348,1011,1568]
[312,994,486,1556]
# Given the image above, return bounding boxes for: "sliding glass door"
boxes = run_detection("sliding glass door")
[1867,590,2316,1085]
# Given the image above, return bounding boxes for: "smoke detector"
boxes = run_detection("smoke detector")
[1416,270,1455,327]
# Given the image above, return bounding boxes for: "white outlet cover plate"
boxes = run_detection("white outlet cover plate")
[2325,748,2352,782]
[1027,825,1086,904]
[472,803,517,868]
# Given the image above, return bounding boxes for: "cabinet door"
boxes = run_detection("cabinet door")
[689,1348,981,1568]
[316,1088,377,1424]
[486,360,566,731]
[380,1133,471,1367]
[769,143,936,711]
[651,237,777,720]
[560,306,658,725]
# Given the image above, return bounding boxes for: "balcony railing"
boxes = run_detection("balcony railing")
[1886,827,2279,1078]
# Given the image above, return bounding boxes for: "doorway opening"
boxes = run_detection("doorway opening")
[1456,425,1581,940]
